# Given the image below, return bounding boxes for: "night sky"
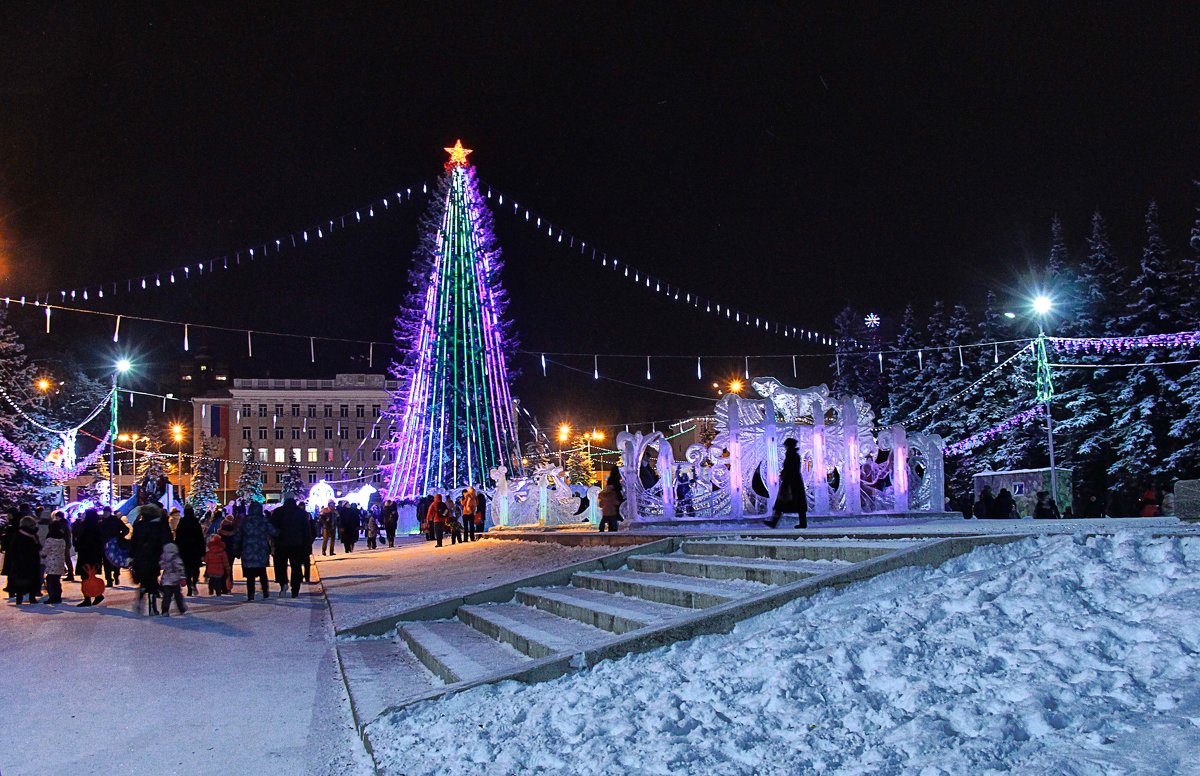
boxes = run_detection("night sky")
[2,4,1198,432]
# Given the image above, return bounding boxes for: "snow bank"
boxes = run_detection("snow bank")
[369,533,1200,775]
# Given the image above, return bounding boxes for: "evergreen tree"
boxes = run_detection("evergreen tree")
[564,434,596,486]
[1107,202,1182,494]
[237,450,264,503]
[928,304,975,493]
[1046,216,1083,337]
[280,453,306,502]
[1166,188,1200,478]
[908,301,949,425]
[136,411,170,481]
[962,291,1025,472]
[188,434,220,508]
[0,308,48,508]
[881,305,924,425]
[831,306,886,411]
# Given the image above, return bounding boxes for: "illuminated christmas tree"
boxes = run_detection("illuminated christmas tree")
[385,141,519,497]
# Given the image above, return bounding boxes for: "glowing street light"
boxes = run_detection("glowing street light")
[728,379,744,394]
[115,358,132,374]
[171,423,186,502]
[36,378,51,392]
[557,423,571,443]
[1032,295,1053,316]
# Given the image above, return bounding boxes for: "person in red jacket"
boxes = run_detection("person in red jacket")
[204,534,230,595]
[426,494,448,548]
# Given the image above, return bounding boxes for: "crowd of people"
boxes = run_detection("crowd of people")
[0,495,411,613]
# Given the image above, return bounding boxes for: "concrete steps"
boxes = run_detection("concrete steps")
[628,553,843,585]
[516,585,691,634]
[682,539,915,563]
[457,602,612,659]
[338,534,947,727]
[397,620,531,684]
[571,569,766,608]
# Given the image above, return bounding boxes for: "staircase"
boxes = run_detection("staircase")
[337,536,928,727]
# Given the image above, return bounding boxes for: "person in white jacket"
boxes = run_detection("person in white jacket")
[40,519,69,604]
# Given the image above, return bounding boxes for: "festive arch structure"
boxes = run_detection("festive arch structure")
[384,142,520,498]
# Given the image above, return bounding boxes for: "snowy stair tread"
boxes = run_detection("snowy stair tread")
[682,539,914,562]
[628,553,841,584]
[338,638,441,723]
[398,620,531,685]
[457,603,612,659]
[516,585,693,634]
[571,569,768,609]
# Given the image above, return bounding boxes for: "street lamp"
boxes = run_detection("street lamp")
[1031,295,1058,507]
[557,423,571,468]
[109,359,133,508]
[728,379,744,394]
[172,423,186,504]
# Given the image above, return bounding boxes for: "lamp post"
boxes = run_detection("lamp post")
[557,423,571,469]
[172,424,186,504]
[110,359,132,508]
[1032,295,1059,507]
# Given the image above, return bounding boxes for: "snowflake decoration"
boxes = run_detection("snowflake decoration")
[864,313,881,329]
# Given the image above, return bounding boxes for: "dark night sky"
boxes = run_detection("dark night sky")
[1,3,1198,431]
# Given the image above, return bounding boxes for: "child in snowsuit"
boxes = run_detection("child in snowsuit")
[204,534,230,596]
[40,519,69,604]
[159,542,187,616]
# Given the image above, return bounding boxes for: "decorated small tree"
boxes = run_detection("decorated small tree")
[188,434,219,508]
[279,453,306,502]
[237,450,264,503]
[564,434,596,486]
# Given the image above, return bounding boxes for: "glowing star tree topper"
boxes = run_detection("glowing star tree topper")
[385,142,520,498]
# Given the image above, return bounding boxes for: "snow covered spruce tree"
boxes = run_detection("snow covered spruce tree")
[237,450,264,502]
[564,435,596,486]
[831,307,887,412]
[136,411,170,481]
[881,305,924,426]
[1166,188,1200,479]
[188,434,219,508]
[1106,202,1184,493]
[280,453,306,502]
[0,309,49,509]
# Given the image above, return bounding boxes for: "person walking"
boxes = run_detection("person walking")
[365,510,380,550]
[417,494,434,541]
[1033,491,1061,519]
[74,508,107,607]
[427,494,448,547]
[238,502,277,601]
[269,505,290,592]
[319,502,337,555]
[40,519,69,604]
[99,506,128,587]
[7,516,42,605]
[383,500,399,547]
[337,502,359,553]
[204,534,230,595]
[460,488,477,542]
[766,438,807,529]
[273,497,313,597]
[129,504,172,615]
[158,542,187,616]
[598,481,623,532]
[174,506,206,596]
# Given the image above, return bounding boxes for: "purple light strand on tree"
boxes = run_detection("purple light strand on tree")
[943,405,1045,457]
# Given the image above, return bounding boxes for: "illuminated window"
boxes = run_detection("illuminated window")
[274,448,285,463]
[307,448,318,463]
[258,448,268,462]
[181,375,193,381]
[325,448,334,462]
[215,375,228,382]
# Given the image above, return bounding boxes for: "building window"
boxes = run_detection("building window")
[324,428,333,440]
[372,427,381,439]
[274,428,284,440]
[356,427,366,439]
[274,404,283,416]
[308,472,317,484]
[292,447,301,462]
[258,427,268,440]
[242,404,251,416]
[355,405,365,418]
[307,448,318,463]
[243,448,252,461]
[307,428,316,440]
[258,448,268,462]
[274,448,286,463]
[372,404,381,417]
[338,427,348,439]
[323,405,332,418]
[275,472,284,484]
[372,450,382,461]
[340,405,349,418]
[258,404,267,417]
[291,428,301,440]
[325,470,334,480]
[242,427,251,440]
[372,474,382,484]
[357,450,365,462]
[325,448,334,462]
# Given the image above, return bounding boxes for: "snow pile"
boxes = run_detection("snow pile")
[370,533,1200,775]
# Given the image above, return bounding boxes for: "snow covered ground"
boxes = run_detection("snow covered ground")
[369,532,1200,775]
[318,536,615,631]
[0,537,612,776]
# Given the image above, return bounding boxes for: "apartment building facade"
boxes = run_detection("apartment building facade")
[192,373,399,502]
